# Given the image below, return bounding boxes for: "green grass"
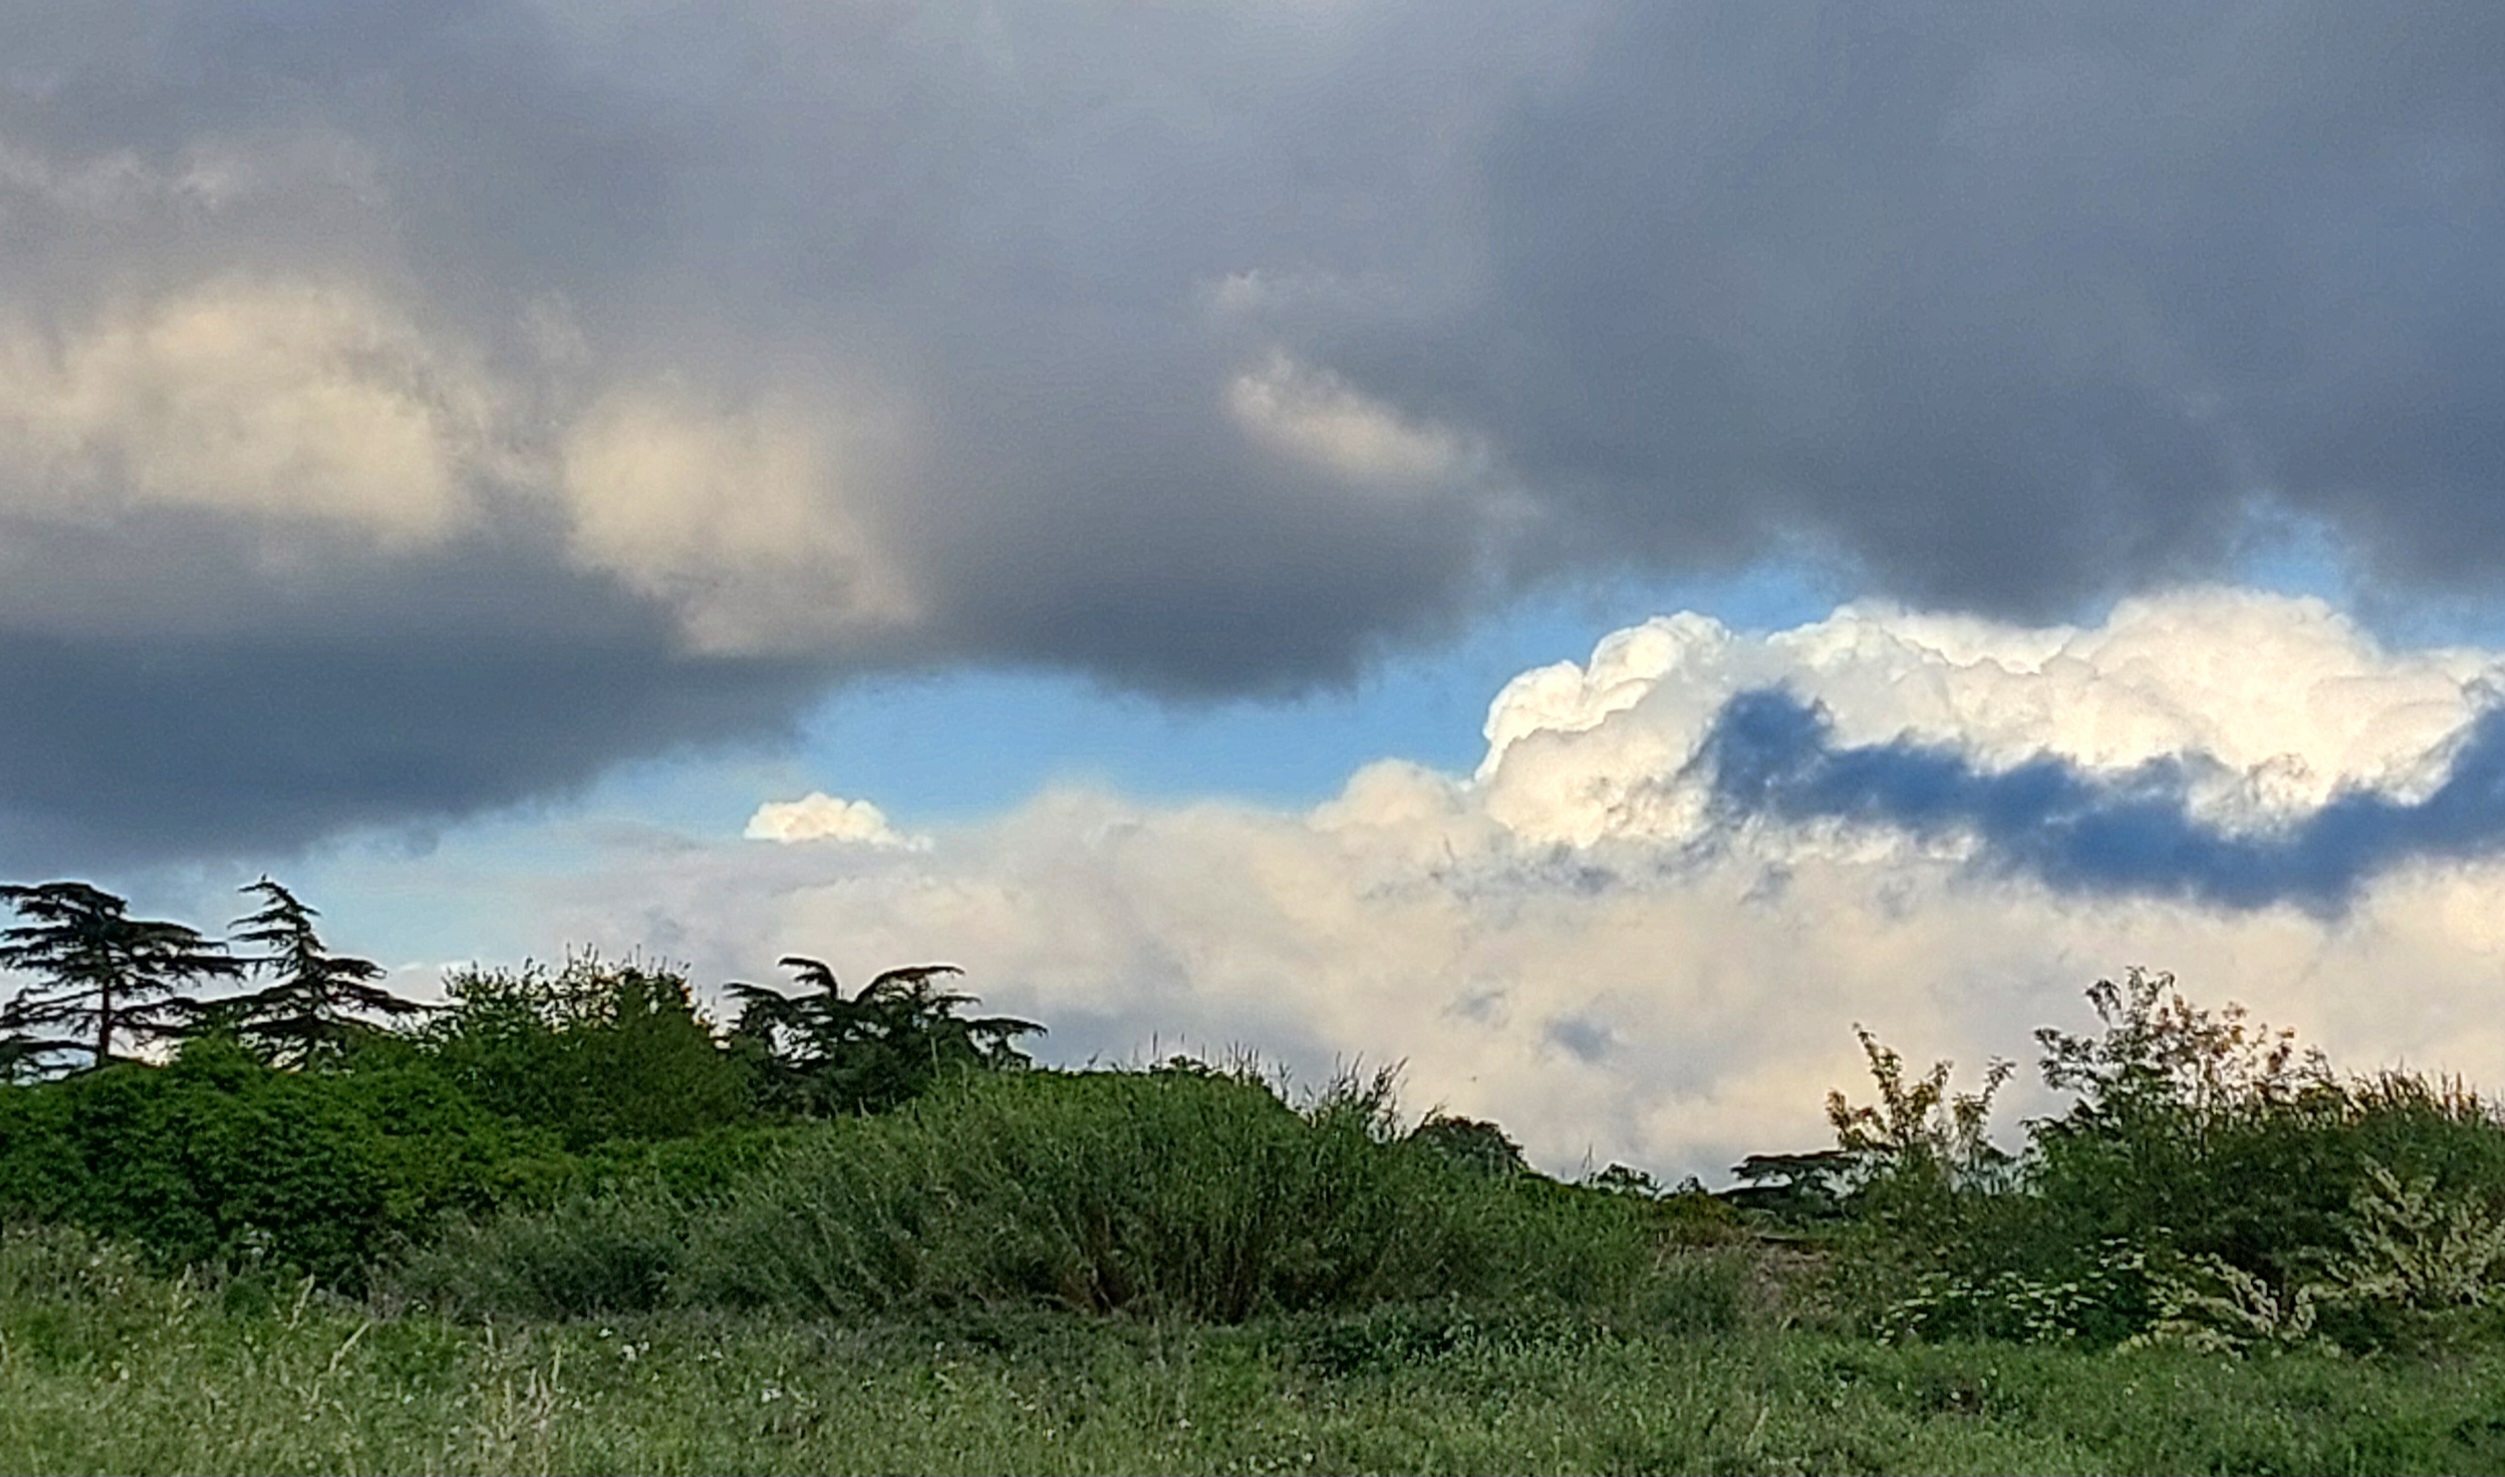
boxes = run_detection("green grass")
[9,1231,2505,1475]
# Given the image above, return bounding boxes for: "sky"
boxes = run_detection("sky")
[5,1,2505,1177]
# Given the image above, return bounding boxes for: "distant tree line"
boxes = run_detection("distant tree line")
[0,876,1042,1112]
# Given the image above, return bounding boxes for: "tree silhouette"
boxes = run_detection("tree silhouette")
[207,878,421,1067]
[728,955,1043,1115]
[723,954,855,1102]
[0,880,244,1073]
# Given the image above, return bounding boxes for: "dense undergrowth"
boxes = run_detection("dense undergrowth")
[0,893,1694,1333]
[0,960,791,1287]
[10,939,2505,1361]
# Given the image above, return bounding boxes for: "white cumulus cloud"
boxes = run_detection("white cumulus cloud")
[1475,588,2499,848]
[743,792,928,850]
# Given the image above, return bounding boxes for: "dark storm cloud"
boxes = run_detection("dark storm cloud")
[1,1,2502,859]
[1698,687,2505,912]
[1418,2,2505,610]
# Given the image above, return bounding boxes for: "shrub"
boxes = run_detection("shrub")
[1406,1114,1529,1177]
[692,1067,1656,1321]
[390,1191,688,1319]
[419,1067,1660,1323]
[382,1124,804,1318]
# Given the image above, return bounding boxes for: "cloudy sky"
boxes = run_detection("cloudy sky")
[7,1,2505,1175]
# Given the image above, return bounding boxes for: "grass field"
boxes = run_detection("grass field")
[8,1245,2505,1476]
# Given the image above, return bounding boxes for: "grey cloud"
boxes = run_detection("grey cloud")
[1384,2,2505,613]
[0,537,822,868]
[2,2,2503,859]
[1544,1014,1615,1065]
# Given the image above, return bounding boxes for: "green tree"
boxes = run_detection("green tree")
[210,878,423,1067]
[0,1034,538,1285]
[417,952,746,1149]
[728,956,1043,1116]
[0,881,243,1073]
[2035,966,2331,1130]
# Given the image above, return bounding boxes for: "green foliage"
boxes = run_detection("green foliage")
[2038,966,2330,1122]
[1282,1298,1621,1377]
[0,880,1071,1305]
[394,1190,689,1320]
[1573,1162,1758,1250]
[1873,1239,2154,1346]
[1825,1024,2016,1201]
[2022,969,2353,1281]
[2323,1163,2505,1337]
[1404,1112,1529,1177]
[22,925,2505,1475]
[726,956,1044,1117]
[2130,1250,2327,1354]
[2131,1161,2505,1355]
[23,843,2505,1451]
[1726,1149,1859,1218]
[388,1125,800,1319]
[416,952,749,1151]
[402,1066,1658,1325]
[0,1037,533,1284]
[20,1238,2505,1477]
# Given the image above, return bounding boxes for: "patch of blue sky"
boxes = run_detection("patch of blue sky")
[2228,505,2505,650]
[777,563,1852,825]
